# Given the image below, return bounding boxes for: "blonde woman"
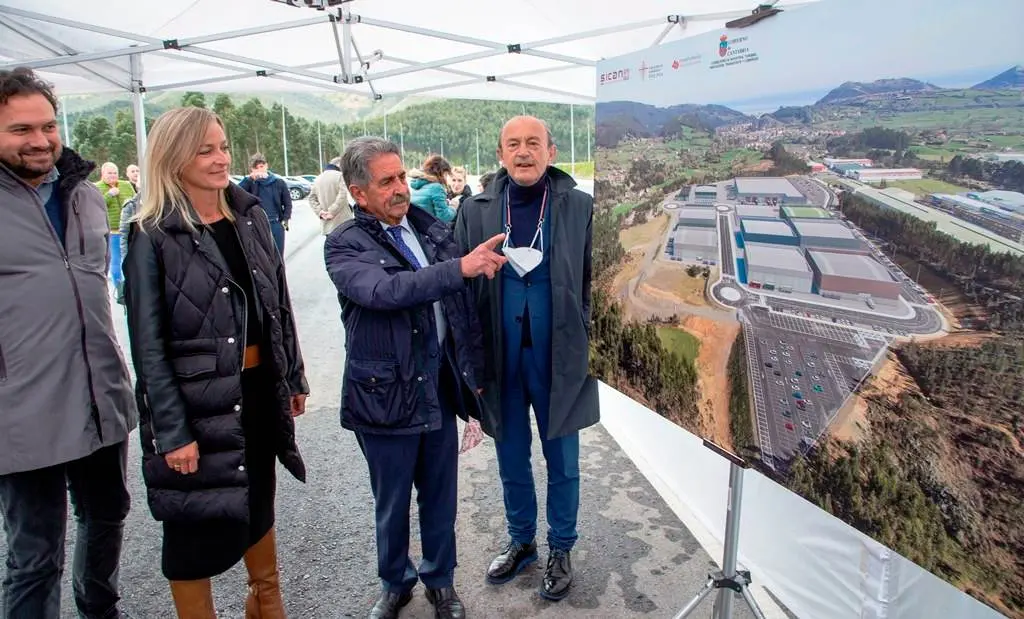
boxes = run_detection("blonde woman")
[122,106,308,617]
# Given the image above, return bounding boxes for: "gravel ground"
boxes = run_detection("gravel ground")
[0,204,776,618]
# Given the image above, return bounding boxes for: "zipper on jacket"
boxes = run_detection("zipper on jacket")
[71,201,86,256]
[227,225,251,367]
[38,190,103,439]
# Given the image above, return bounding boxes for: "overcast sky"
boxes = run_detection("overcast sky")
[596,0,1023,112]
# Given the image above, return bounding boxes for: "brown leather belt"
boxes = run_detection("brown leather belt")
[243,345,261,369]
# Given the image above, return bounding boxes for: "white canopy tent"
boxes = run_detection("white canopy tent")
[0,0,816,164]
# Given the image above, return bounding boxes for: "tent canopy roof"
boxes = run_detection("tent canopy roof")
[0,0,816,103]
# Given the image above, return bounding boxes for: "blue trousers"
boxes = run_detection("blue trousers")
[268,220,285,256]
[355,400,458,593]
[496,343,580,551]
[107,233,122,290]
[0,442,129,619]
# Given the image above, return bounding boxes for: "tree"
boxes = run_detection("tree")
[181,92,207,108]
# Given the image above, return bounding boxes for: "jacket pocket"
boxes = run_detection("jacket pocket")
[343,359,405,428]
[171,353,220,380]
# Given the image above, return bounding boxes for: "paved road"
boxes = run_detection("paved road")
[1,204,776,618]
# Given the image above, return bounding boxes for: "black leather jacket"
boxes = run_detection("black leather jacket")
[123,183,306,523]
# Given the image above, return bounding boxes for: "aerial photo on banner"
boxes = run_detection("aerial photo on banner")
[593,0,1024,615]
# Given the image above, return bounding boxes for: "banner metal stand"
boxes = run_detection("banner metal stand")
[674,441,767,619]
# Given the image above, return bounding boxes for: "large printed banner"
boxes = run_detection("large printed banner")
[594,0,1024,616]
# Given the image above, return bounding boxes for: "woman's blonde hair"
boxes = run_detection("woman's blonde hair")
[136,107,231,231]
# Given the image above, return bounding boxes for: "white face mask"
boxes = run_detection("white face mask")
[503,182,547,277]
[504,245,543,277]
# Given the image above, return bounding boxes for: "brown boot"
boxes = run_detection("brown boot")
[169,578,216,619]
[243,528,286,618]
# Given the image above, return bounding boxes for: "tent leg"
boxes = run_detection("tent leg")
[130,53,147,171]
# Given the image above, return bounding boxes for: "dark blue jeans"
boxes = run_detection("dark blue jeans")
[355,391,459,593]
[0,442,130,619]
[268,219,285,256]
[496,342,581,551]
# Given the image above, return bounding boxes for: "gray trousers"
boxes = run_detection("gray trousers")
[0,441,130,619]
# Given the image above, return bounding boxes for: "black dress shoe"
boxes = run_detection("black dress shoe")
[425,586,466,619]
[486,540,538,584]
[369,589,412,619]
[540,549,573,601]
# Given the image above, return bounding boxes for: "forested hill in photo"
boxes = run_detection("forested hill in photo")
[65,92,594,177]
[596,66,1024,147]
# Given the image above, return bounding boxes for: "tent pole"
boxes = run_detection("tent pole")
[129,53,147,171]
[570,103,575,177]
[341,6,353,84]
[384,114,388,141]
[475,128,480,175]
[400,124,405,166]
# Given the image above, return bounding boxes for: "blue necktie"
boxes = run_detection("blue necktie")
[387,226,421,269]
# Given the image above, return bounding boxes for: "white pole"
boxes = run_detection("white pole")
[384,114,388,140]
[400,124,405,165]
[587,114,591,163]
[341,125,346,151]
[570,103,576,177]
[440,138,444,158]
[317,120,323,170]
[281,100,289,176]
[475,128,480,175]
[129,54,147,170]
[61,96,71,148]
[363,119,367,136]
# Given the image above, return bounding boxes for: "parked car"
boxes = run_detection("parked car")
[300,174,317,184]
[283,175,312,201]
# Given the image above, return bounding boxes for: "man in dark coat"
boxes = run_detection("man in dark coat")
[324,136,507,619]
[238,152,292,255]
[454,115,598,602]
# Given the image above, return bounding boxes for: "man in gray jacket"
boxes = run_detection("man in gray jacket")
[0,68,137,619]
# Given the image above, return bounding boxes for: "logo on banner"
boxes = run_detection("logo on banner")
[599,68,630,85]
[710,34,758,69]
[638,59,666,81]
[672,55,702,70]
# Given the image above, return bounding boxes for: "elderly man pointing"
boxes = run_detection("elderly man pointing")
[325,136,504,619]
[455,115,598,602]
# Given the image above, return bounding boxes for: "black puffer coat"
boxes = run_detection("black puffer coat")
[124,183,307,523]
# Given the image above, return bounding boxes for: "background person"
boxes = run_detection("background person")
[409,154,456,223]
[0,66,136,619]
[126,163,140,193]
[324,136,506,619]
[455,115,598,602]
[95,161,136,293]
[123,106,308,618]
[448,166,472,209]
[238,152,292,255]
[308,156,352,235]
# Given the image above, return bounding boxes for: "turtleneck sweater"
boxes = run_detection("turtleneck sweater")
[506,173,547,248]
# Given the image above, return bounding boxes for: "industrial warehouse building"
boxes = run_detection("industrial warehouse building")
[677,207,717,228]
[690,185,719,205]
[740,219,798,246]
[733,177,808,206]
[668,227,718,262]
[808,250,901,301]
[735,204,780,220]
[781,206,831,220]
[744,242,813,293]
[792,220,866,251]
[849,168,923,182]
